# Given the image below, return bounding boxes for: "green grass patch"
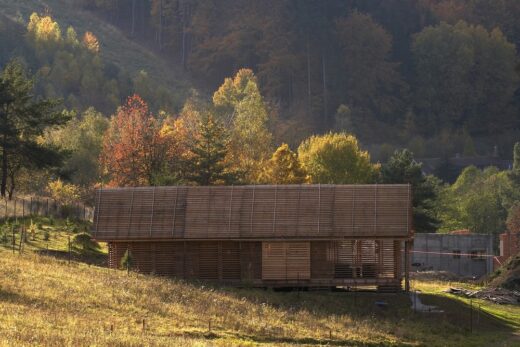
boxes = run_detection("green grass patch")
[0,216,106,265]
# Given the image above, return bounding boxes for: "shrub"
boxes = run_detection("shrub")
[47,179,80,205]
[57,205,78,219]
[29,219,37,241]
[43,229,50,241]
[71,232,99,252]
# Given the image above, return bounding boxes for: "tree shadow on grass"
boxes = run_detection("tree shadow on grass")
[167,330,399,347]
[195,284,516,346]
[34,249,107,266]
[0,288,40,307]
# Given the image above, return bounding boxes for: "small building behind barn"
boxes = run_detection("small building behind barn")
[411,233,494,278]
[93,184,412,292]
[496,232,519,268]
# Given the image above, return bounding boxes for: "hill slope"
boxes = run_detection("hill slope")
[0,0,191,109]
[0,248,518,346]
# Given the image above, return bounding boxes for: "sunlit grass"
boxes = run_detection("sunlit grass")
[1,241,518,346]
[0,217,517,346]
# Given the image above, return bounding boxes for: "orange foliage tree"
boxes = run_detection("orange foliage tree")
[82,31,100,53]
[100,95,166,186]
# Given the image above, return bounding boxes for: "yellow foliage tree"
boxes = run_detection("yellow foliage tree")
[47,179,80,205]
[261,143,306,184]
[212,69,272,183]
[298,132,379,184]
[83,31,100,53]
[27,13,62,43]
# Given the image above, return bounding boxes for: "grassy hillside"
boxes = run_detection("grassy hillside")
[0,219,519,346]
[0,0,191,106]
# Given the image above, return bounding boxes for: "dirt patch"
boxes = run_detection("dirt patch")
[488,254,520,291]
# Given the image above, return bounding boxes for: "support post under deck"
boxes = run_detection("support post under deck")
[404,240,410,292]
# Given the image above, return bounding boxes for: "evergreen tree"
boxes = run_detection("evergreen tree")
[0,59,69,199]
[513,142,520,171]
[184,114,236,185]
[508,142,520,187]
[380,149,440,233]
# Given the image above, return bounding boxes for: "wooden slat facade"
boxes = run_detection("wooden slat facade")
[98,184,412,291]
[108,240,405,289]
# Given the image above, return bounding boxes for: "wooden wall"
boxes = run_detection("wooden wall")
[95,184,411,240]
[108,240,403,289]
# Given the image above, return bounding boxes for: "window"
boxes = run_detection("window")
[452,250,461,259]
[470,250,486,261]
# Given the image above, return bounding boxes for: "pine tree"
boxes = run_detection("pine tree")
[508,142,520,187]
[380,149,440,232]
[0,59,69,199]
[184,114,236,185]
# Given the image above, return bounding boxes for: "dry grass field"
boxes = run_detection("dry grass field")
[0,218,519,346]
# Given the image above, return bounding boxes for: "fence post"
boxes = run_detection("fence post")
[470,299,473,333]
[14,199,17,223]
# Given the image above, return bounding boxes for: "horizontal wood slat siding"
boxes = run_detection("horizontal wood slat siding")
[107,240,403,290]
[262,242,311,280]
[94,184,411,240]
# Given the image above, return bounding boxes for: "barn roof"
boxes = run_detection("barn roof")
[93,184,412,240]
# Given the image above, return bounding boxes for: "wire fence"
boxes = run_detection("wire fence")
[0,197,94,222]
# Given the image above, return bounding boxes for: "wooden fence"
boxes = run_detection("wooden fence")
[0,197,94,222]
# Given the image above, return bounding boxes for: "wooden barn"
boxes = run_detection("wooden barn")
[93,184,413,292]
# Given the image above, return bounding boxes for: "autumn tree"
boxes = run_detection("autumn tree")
[101,95,165,186]
[507,203,520,233]
[82,31,100,53]
[0,59,69,199]
[261,143,306,184]
[183,114,236,185]
[298,132,379,184]
[213,69,272,182]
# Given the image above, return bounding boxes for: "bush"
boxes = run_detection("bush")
[0,231,7,243]
[71,232,99,252]
[43,229,50,241]
[60,205,78,219]
[29,219,37,241]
